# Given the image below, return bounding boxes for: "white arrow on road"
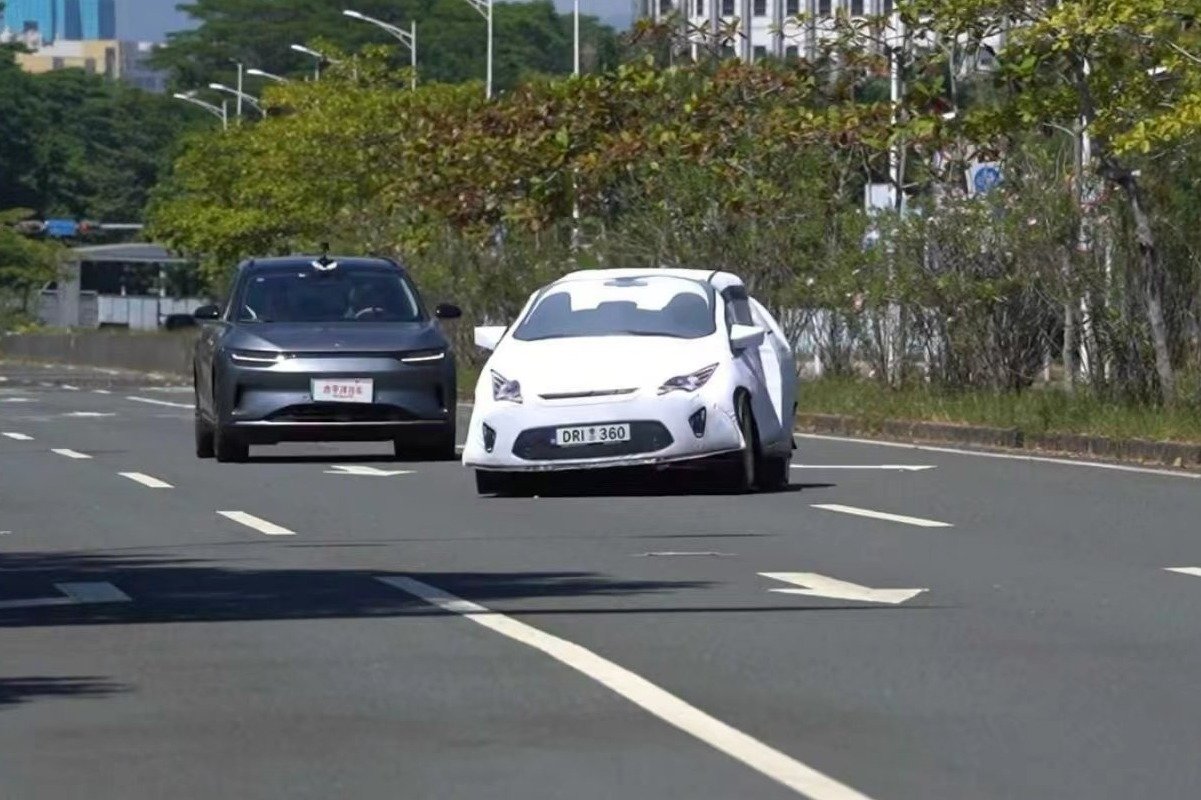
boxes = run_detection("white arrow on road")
[324,464,414,477]
[0,582,131,610]
[791,464,935,472]
[760,572,927,605]
[1166,567,1201,578]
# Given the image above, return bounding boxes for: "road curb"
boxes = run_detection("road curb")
[797,412,1201,471]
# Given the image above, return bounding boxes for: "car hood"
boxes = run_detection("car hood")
[226,321,446,353]
[491,336,721,395]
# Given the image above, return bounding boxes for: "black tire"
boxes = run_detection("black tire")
[722,394,758,493]
[757,455,790,491]
[214,425,249,463]
[194,414,215,459]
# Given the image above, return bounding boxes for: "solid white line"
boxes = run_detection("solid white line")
[2,432,33,441]
[796,432,1201,480]
[378,576,876,800]
[218,510,295,536]
[126,395,194,410]
[812,503,952,528]
[1165,567,1201,578]
[119,472,173,489]
[51,448,92,460]
[791,464,935,472]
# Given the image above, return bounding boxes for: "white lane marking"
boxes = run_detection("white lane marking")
[2,432,33,441]
[0,582,131,610]
[636,551,737,557]
[797,432,1201,480]
[325,464,414,477]
[126,395,195,410]
[65,411,116,418]
[218,510,295,536]
[119,472,173,489]
[760,572,927,605]
[0,397,32,403]
[60,384,80,391]
[1165,567,1201,578]
[378,576,877,800]
[93,389,112,395]
[51,448,92,460]
[791,464,935,472]
[812,503,952,528]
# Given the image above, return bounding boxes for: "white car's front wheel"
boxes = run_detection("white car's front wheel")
[722,394,758,493]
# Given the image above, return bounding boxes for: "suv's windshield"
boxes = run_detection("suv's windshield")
[513,276,715,341]
[236,266,422,323]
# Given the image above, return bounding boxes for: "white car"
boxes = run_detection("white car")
[462,269,797,495]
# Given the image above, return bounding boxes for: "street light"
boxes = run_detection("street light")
[209,82,266,118]
[343,9,417,91]
[459,0,493,99]
[172,91,228,130]
[247,67,289,83]
[291,43,332,80]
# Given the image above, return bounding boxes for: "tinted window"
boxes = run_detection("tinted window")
[236,266,422,323]
[723,287,754,327]
[513,277,716,341]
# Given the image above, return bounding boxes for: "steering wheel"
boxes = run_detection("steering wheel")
[354,306,386,319]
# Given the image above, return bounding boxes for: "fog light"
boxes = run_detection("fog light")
[482,423,497,453]
[688,408,706,438]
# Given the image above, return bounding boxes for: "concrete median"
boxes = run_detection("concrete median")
[0,331,197,378]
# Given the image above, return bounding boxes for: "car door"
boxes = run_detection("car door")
[722,287,785,448]
[194,292,233,419]
[748,296,797,450]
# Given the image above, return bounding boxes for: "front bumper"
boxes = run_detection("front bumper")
[462,393,743,472]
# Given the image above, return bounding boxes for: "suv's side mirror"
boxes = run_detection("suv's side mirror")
[193,304,221,321]
[434,303,462,320]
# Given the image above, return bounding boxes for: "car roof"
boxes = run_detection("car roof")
[238,256,405,274]
[552,268,745,292]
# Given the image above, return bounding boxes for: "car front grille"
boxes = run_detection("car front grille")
[538,388,638,400]
[511,421,673,461]
[265,403,418,423]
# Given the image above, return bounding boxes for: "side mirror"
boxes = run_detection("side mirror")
[193,304,221,321]
[434,303,462,320]
[474,325,507,351]
[729,324,766,351]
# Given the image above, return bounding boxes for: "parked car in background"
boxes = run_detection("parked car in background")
[192,253,460,462]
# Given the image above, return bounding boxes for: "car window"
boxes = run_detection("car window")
[723,287,754,329]
[235,267,422,323]
[513,276,716,341]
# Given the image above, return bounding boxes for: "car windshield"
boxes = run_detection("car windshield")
[513,276,715,341]
[236,266,422,323]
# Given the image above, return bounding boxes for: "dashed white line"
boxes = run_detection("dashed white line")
[51,448,92,460]
[93,389,112,395]
[217,510,295,536]
[65,411,116,418]
[126,395,194,410]
[60,384,80,391]
[119,472,173,489]
[812,503,952,528]
[2,432,33,441]
[378,576,876,800]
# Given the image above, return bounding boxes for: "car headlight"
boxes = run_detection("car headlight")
[491,370,522,403]
[657,363,718,395]
[400,348,446,364]
[229,349,283,366]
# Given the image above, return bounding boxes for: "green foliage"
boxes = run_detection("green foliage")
[0,210,60,331]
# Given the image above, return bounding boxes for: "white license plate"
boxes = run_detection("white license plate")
[311,378,374,403]
[554,423,631,447]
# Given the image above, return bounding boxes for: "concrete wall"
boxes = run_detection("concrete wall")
[0,331,196,377]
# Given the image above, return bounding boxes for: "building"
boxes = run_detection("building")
[1,0,114,44]
[14,39,168,93]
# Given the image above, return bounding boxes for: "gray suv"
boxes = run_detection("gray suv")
[192,254,460,462]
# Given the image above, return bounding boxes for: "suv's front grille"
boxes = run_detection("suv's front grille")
[512,421,673,460]
[265,403,416,423]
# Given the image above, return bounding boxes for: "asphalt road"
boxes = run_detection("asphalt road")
[4,360,1201,799]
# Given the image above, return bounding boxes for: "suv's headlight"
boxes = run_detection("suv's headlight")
[400,348,446,364]
[657,363,718,395]
[491,370,522,403]
[229,349,283,366]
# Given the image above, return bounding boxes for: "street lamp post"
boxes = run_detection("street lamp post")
[209,82,266,118]
[291,43,328,80]
[343,9,418,91]
[173,91,228,130]
[234,61,244,121]
[573,0,580,76]
[247,67,289,83]
[460,0,493,99]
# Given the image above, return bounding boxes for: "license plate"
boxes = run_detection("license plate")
[554,423,631,447]
[311,378,374,403]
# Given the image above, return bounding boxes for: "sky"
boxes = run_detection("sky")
[116,0,633,43]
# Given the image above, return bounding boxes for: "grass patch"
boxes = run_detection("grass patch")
[798,377,1201,444]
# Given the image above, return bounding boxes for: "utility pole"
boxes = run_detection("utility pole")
[235,61,244,122]
[885,6,904,387]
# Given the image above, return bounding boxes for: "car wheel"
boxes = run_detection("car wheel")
[194,414,215,459]
[214,426,249,463]
[757,455,790,491]
[722,394,758,493]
